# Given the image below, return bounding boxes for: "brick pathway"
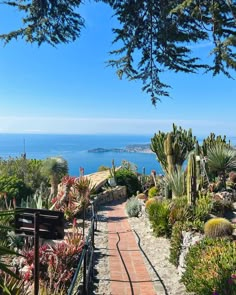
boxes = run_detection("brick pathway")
[107,200,157,295]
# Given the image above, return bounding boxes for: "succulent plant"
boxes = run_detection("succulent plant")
[187,152,197,206]
[204,217,233,238]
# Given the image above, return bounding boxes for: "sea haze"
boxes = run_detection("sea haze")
[0,134,162,176]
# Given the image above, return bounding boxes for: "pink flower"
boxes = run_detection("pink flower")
[73,218,77,227]
[231,274,236,279]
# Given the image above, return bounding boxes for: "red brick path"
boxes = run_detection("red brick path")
[107,201,157,295]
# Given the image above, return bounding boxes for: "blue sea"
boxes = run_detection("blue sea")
[0,134,162,176]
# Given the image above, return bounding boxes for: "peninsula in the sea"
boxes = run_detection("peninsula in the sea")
[88,144,153,154]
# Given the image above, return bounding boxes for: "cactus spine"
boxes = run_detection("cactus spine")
[187,152,197,206]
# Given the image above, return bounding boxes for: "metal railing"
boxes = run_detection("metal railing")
[67,199,97,295]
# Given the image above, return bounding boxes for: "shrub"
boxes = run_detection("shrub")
[115,168,141,197]
[98,165,109,172]
[168,196,190,225]
[126,197,141,217]
[147,200,171,237]
[0,175,32,206]
[169,221,183,267]
[182,238,236,295]
[204,217,233,238]
[148,186,158,198]
[194,194,213,222]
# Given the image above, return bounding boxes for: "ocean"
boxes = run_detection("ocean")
[0,134,161,176]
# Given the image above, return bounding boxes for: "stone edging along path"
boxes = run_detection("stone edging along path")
[92,199,189,295]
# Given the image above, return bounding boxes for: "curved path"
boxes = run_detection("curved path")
[106,200,157,295]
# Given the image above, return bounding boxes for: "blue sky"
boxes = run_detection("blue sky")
[0,2,235,138]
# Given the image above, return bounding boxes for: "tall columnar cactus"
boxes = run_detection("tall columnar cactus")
[164,133,174,174]
[187,152,197,206]
[150,130,167,172]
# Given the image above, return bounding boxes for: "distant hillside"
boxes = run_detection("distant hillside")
[88,143,153,154]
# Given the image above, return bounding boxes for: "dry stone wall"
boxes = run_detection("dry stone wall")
[94,186,127,205]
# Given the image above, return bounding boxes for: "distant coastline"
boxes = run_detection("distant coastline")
[88,144,153,154]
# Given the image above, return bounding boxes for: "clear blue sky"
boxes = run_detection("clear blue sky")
[0,2,235,138]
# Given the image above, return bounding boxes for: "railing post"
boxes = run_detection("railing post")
[34,213,39,295]
[83,245,88,295]
[92,219,94,248]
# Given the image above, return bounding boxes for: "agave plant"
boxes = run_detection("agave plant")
[165,168,186,198]
[206,144,236,188]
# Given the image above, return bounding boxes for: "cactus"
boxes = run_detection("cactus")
[201,133,231,157]
[151,123,196,174]
[187,152,197,206]
[204,217,233,238]
[151,130,168,172]
[164,133,174,174]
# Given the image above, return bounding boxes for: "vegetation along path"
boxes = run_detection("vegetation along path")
[93,199,178,295]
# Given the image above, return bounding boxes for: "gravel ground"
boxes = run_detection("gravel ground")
[128,213,189,295]
[92,205,111,295]
[92,201,190,295]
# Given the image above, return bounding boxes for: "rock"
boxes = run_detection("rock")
[178,231,203,275]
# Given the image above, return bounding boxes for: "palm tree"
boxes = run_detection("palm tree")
[41,157,68,198]
[206,144,236,188]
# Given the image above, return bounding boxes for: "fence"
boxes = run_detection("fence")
[67,199,97,295]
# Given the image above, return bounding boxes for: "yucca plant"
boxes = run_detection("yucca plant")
[206,144,236,188]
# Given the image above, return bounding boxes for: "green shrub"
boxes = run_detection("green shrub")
[194,194,213,222]
[182,238,236,295]
[183,219,205,233]
[147,200,171,237]
[169,196,190,225]
[98,165,109,172]
[204,217,233,238]
[0,175,32,206]
[115,168,141,197]
[169,221,183,267]
[148,186,158,198]
[126,197,141,217]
